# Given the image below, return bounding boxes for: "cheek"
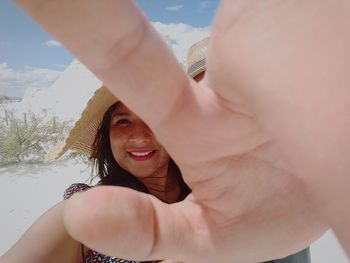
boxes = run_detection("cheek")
[109,133,124,158]
[158,147,170,163]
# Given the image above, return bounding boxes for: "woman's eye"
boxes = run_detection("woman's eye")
[114,118,131,126]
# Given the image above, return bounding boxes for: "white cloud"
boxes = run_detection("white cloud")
[165,5,184,11]
[44,40,62,48]
[0,63,62,97]
[151,22,210,68]
[0,22,209,98]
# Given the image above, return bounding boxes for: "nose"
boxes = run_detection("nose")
[128,122,153,143]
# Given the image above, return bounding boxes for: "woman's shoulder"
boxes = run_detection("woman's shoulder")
[63,183,91,200]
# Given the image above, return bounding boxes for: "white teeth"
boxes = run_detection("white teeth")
[130,151,153,157]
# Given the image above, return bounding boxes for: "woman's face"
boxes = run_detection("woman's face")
[109,103,170,178]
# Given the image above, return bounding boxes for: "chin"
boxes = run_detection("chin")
[134,169,158,179]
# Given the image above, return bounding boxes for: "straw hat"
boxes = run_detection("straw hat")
[49,38,210,160]
[186,37,209,77]
[47,86,118,160]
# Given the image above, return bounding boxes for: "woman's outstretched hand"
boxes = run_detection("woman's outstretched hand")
[14,0,350,262]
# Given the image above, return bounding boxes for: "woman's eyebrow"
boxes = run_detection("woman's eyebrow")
[112,112,130,117]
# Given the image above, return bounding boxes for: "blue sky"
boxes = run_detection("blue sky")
[0,0,219,97]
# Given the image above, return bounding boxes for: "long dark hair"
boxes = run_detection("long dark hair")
[90,102,190,200]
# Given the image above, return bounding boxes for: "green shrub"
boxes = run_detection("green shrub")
[0,109,71,165]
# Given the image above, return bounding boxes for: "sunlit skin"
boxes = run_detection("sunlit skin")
[14,0,350,262]
[109,102,180,203]
[109,103,169,178]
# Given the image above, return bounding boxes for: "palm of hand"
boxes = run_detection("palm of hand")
[155,81,325,262]
[66,80,325,262]
[32,0,334,262]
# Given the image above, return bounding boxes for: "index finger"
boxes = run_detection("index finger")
[14,0,189,129]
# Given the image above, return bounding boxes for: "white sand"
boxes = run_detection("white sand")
[0,159,89,255]
[0,160,348,262]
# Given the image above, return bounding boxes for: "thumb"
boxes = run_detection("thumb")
[63,186,195,262]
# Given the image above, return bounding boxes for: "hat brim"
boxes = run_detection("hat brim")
[47,86,118,160]
[187,58,206,78]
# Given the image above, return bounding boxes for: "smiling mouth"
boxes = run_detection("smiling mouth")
[127,150,156,161]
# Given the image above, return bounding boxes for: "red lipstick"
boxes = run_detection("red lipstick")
[127,148,156,161]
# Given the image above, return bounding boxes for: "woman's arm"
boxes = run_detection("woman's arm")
[0,201,82,263]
